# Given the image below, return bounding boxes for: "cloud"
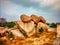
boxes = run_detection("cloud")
[11,0,60,14]
[40,0,58,7]
[0,0,60,22]
[0,0,20,15]
[0,0,48,16]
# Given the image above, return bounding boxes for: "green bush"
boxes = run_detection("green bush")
[39,27,44,33]
[46,23,50,25]
[5,22,16,28]
[50,23,57,28]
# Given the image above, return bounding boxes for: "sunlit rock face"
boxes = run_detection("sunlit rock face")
[57,24,60,37]
[0,18,7,27]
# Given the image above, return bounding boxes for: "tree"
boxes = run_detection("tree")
[0,18,7,27]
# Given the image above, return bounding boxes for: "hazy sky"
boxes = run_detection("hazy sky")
[0,0,60,23]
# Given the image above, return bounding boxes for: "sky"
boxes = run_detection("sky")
[0,0,60,23]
